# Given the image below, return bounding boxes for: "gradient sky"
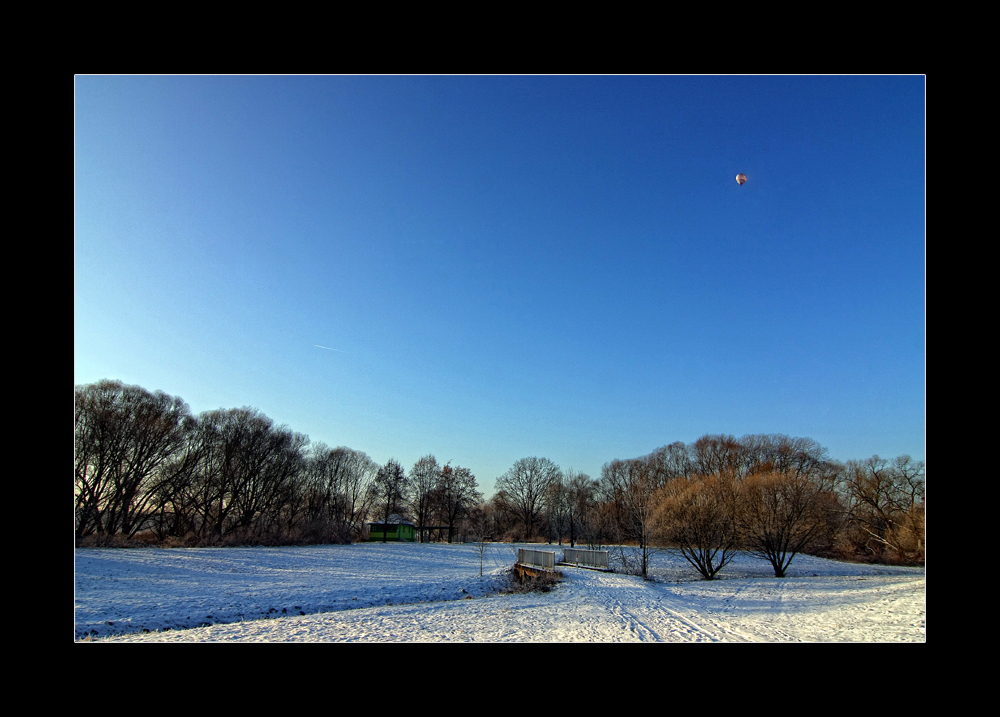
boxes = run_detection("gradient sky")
[74,75,925,497]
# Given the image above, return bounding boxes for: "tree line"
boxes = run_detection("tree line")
[74,380,482,547]
[483,436,924,577]
[75,379,924,576]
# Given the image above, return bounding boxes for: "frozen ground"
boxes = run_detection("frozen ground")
[75,542,925,642]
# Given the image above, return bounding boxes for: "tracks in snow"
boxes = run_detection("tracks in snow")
[568,569,756,643]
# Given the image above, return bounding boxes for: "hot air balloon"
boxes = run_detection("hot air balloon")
[736,173,747,186]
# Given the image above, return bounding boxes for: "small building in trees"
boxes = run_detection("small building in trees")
[367,516,416,542]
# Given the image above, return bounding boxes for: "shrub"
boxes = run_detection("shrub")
[503,566,563,593]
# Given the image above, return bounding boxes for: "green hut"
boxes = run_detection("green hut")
[367,517,416,542]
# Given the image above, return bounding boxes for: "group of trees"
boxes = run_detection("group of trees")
[649,435,844,579]
[480,435,924,579]
[75,380,482,546]
[398,456,483,543]
[76,379,924,577]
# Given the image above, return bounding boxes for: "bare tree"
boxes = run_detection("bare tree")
[176,414,230,540]
[739,434,831,478]
[256,431,310,540]
[543,469,597,547]
[174,407,310,543]
[466,504,493,576]
[144,426,210,541]
[564,470,597,547]
[544,473,570,545]
[75,380,194,539]
[372,459,410,542]
[408,455,441,542]
[647,441,694,480]
[656,474,741,580]
[485,490,517,542]
[335,448,380,541]
[230,421,308,540]
[599,455,665,577]
[841,455,925,563]
[302,446,381,543]
[495,457,562,540]
[690,434,746,478]
[737,469,839,577]
[75,380,126,537]
[580,500,616,550]
[434,463,482,543]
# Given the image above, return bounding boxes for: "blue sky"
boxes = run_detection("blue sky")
[74,75,925,496]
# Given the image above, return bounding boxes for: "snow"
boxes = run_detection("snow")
[75,542,925,642]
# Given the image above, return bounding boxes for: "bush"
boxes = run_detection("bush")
[608,545,648,576]
[75,534,153,549]
[503,566,563,593]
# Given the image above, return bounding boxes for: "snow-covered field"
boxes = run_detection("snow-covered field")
[75,542,925,642]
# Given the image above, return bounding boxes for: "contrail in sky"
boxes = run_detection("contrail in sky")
[314,344,349,353]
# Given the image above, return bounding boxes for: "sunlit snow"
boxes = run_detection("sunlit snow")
[75,542,925,642]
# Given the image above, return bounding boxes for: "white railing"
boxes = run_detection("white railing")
[517,548,556,570]
[562,548,610,570]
